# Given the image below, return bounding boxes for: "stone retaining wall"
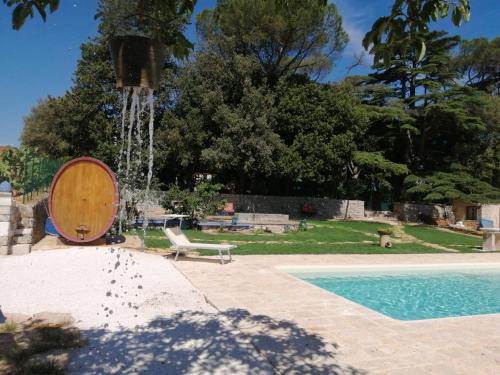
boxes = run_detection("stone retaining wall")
[393,202,454,223]
[28,198,49,244]
[0,192,15,255]
[0,194,49,255]
[223,194,365,219]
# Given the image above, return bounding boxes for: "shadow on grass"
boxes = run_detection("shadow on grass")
[69,309,365,375]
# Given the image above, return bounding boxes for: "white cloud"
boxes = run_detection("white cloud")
[332,0,385,69]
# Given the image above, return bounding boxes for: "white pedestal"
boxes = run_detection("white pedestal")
[481,229,500,251]
[0,192,14,255]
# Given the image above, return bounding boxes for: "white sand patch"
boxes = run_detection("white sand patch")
[0,247,215,330]
[0,248,275,374]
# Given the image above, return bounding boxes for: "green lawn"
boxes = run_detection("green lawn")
[206,242,440,255]
[404,225,482,252]
[142,220,443,255]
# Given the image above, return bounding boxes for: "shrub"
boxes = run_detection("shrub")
[161,182,226,221]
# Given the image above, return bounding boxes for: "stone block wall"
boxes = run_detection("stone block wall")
[14,198,49,248]
[222,194,365,219]
[0,192,15,255]
[0,195,49,255]
[393,202,454,223]
[28,198,49,244]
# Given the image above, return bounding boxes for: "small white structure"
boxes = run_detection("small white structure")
[0,191,15,255]
[163,227,235,264]
[0,188,33,256]
[481,228,500,251]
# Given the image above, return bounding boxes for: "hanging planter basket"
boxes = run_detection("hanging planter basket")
[110,35,166,90]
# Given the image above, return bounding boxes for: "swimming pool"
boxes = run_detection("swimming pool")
[288,264,500,320]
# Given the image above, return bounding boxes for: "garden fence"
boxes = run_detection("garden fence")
[21,152,64,203]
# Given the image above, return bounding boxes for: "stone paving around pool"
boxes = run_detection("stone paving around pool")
[174,253,500,374]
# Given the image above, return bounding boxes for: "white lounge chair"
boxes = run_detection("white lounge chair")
[163,227,235,264]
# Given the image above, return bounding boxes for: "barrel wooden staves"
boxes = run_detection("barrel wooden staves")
[49,157,119,243]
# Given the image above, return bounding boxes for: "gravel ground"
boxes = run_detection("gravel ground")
[0,248,274,374]
[0,247,214,330]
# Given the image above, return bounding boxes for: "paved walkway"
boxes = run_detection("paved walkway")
[175,253,500,374]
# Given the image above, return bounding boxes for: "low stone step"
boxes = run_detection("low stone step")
[0,214,11,222]
[14,228,32,236]
[0,222,14,237]
[11,244,31,255]
[0,206,13,215]
[0,196,13,206]
[0,236,11,246]
[12,234,32,245]
[20,218,34,228]
[18,204,34,218]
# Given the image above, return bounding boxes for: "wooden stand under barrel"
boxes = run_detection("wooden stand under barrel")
[49,157,119,243]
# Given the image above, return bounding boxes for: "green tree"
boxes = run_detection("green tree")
[96,0,197,59]
[197,0,348,84]
[404,171,500,203]
[363,0,470,65]
[369,30,460,106]
[349,151,409,209]
[366,30,460,169]
[161,182,226,220]
[21,37,121,166]
[21,96,71,158]
[3,0,59,29]
[453,37,500,95]
[275,81,368,196]
[157,48,283,192]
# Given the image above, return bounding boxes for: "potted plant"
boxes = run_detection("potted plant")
[96,0,196,89]
[377,227,393,248]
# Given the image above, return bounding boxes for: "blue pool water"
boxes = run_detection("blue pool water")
[292,267,500,320]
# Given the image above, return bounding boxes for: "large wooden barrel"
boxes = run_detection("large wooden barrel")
[49,157,119,243]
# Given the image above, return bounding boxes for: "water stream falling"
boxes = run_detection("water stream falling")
[116,86,156,238]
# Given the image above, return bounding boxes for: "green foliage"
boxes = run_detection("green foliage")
[453,37,500,95]
[275,81,367,195]
[197,0,348,84]
[368,30,460,104]
[353,152,409,178]
[363,0,470,65]
[0,147,64,196]
[22,37,124,167]
[21,97,72,158]
[414,89,499,185]
[0,158,10,183]
[157,50,284,192]
[161,182,226,220]
[200,80,283,180]
[0,147,29,191]
[16,0,497,207]
[3,0,59,29]
[404,171,500,203]
[96,0,196,58]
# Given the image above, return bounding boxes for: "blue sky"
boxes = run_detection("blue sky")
[1,0,498,146]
